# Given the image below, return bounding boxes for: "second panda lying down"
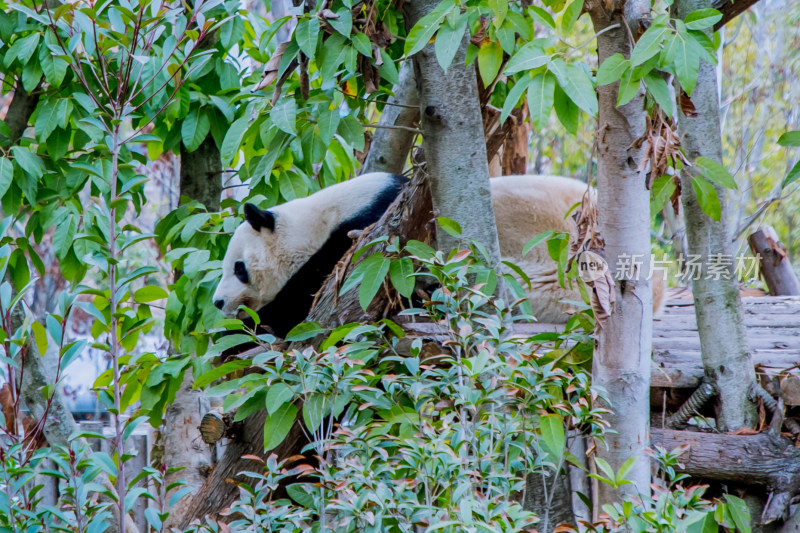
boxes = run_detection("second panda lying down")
[212,172,665,337]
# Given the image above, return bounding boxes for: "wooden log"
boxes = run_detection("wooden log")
[749,227,800,296]
[651,428,800,495]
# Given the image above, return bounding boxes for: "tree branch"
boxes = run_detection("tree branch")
[713,0,760,30]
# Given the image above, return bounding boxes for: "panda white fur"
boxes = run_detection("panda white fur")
[213,172,664,336]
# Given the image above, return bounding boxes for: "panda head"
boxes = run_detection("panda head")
[212,203,295,319]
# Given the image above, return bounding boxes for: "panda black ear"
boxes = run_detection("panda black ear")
[243,203,275,232]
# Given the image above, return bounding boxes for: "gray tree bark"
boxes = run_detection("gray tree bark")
[160,135,220,528]
[403,0,504,261]
[674,0,757,432]
[587,0,653,501]
[361,61,419,175]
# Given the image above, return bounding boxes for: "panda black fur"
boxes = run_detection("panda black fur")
[213,172,408,337]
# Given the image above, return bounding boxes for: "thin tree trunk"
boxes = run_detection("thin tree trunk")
[160,135,220,528]
[587,0,653,501]
[404,0,504,262]
[361,61,419,175]
[674,0,757,432]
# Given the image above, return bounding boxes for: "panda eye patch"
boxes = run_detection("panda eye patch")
[234,261,249,284]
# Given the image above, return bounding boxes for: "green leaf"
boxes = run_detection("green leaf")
[695,157,736,189]
[631,25,668,66]
[295,17,320,59]
[338,115,364,151]
[328,8,353,37]
[527,71,555,130]
[500,73,533,123]
[561,0,583,32]
[358,253,391,311]
[91,452,118,477]
[265,383,294,415]
[32,321,48,355]
[778,131,800,147]
[643,72,672,116]
[674,31,700,95]
[404,0,453,57]
[285,321,327,341]
[616,69,640,107]
[11,146,44,180]
[220,116,249,165]
[264,402,297,451]
[477,41,504,86]
[133,286,168,303]
[523,230,555,256]
[685,8,722,30]
[434,14,468,72]
[691,176,721,221]
[53,214,77,260]
[404,240,436,259]
[351,33,372,56]
[553,83,578,134]
[39,44,68,87]
[723,495,752,533]
[389,257,415,298]
[783,160,800,188]
[302,394,326,432]
[528,6,555,29]
[504,43,548,74]
[0,157,13,199]
[286,484,316,507]
[318,108,340,144]
[271,98,297,135]
[596,53,629,85]
[181,108,211,152]
[194,360,252,389]
[539,414,565,458]
[616,456,637,481]
[437,216,462,237]
[551,60,597,116]
[35,99,60,142]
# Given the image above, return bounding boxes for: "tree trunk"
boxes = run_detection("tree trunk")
[161,134,221,528]
[179,134,222,211]
[587,0,653,501]
[404,0,504,262]
[748,226,800,296]
[361,61,419,175]
[673,0,757,432]
[179,172,434,526]
[501,107,530,176]
[5,79,40,144]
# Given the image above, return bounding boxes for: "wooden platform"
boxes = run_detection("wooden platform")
[400,295,800,390]
[652,295,800,388]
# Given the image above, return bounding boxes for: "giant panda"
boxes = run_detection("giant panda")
[213,172,664,336]
[213,172,409,337]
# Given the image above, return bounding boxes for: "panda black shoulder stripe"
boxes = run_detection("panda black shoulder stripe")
[256,173,408,338]
[336,173,408,235]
